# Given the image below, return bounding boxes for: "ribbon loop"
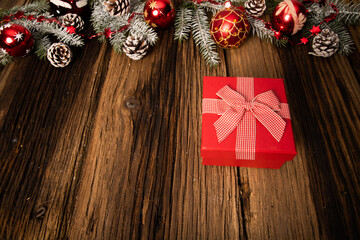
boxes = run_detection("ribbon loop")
[212,86,286,143]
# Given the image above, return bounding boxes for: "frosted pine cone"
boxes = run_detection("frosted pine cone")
[245,0,266,18]
[47,43,72,67]
[122,35,149,60]
[309,29,339,57]
[102,0,130,16]
[60,13,84,32]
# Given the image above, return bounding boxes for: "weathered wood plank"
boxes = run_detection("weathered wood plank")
[225,37,321,239]
[0,35,110,238]
[1,0,360,239]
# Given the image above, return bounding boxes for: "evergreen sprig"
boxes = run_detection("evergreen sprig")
[198,1,224,15]
[0,1,84,65]
[174,7,193,41]
[307,2,354,55]
[191,7,220,66]
[0,0,49,18]
[330,0,360,25]
[0,49,13,65]
[248,16,288,47]
[91,0,158,53]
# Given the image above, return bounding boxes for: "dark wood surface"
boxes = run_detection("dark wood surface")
[1,0,360,239]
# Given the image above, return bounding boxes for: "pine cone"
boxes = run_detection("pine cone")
[60,13,84,32]
[122,35,149,60]
[47,43,72,68]
[309,29,339,57]
[245,0,266,18]
[102,0,130,16]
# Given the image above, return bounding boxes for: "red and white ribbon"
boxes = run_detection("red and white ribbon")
[202,77,290,160]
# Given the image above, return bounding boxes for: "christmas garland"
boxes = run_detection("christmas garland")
[0,0,359,67]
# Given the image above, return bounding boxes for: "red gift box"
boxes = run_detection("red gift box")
[201,77,297,169]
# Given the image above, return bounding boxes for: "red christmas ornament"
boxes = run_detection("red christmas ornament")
[50,0,90,17]
[0,24,34,57]
[271,0,307,35]
[143,0,175,29]
[209,8,250,49]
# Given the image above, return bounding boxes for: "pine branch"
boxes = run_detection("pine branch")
[91,0,158,53]
[128,18,158,46]
[131,0,145,13]
[198,1,224,15]
[265,0,282,15]
[330,0,360,25]
[91,2,130,32]
[174,7,193,41]
[307,6,354,55]
[248,16,288,47]
[0,49,13,66]
[33,34,52,59]
[11,19,84,47]
[191,7,220,66]
[0,1,49,18]
[110,31,127,52]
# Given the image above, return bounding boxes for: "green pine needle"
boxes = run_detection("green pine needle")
[174,7,193,41]
[191,7,220,67]
[307,3,355,55]
[330,0,360,25]
[91,0,157,53]
[0,0,49,18]
[248,16,288,47]
[0,49,13,66]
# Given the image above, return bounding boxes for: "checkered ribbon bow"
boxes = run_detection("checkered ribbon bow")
[213,85,286,143]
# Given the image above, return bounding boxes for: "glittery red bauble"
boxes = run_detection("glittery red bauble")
[271,0,307,35]
[0,24,34,57]
[50,0,90,17]
[143,0,175,29]
[210,8,250,49]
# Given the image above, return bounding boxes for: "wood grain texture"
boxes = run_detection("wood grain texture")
[1,0,360,239]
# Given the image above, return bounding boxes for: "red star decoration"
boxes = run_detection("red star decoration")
[66,26,76,34]
[310,25,321,35]
[300,37,309,45]
[104,28,113,38]
[14,11,24,19]
[27,15,36,20]
[37,16,45,22]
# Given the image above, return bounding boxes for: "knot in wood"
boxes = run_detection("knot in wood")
[125,98,139,109]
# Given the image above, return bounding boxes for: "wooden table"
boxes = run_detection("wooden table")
[1,0,360,239]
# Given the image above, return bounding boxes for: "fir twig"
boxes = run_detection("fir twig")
[174,7,193,41]
[0,0,49,18]
[128,18,158,46]
[191,7,220,66]
[265,0,282,15]
[307,4,354,55]
[110,31,127,52]
[33,34,52,59]
[91,0,158,53]
[198,1,224,15]
[11,19,84,47]
[0,49,14,66]
[248,16,288,47]
[330,0,360,25]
